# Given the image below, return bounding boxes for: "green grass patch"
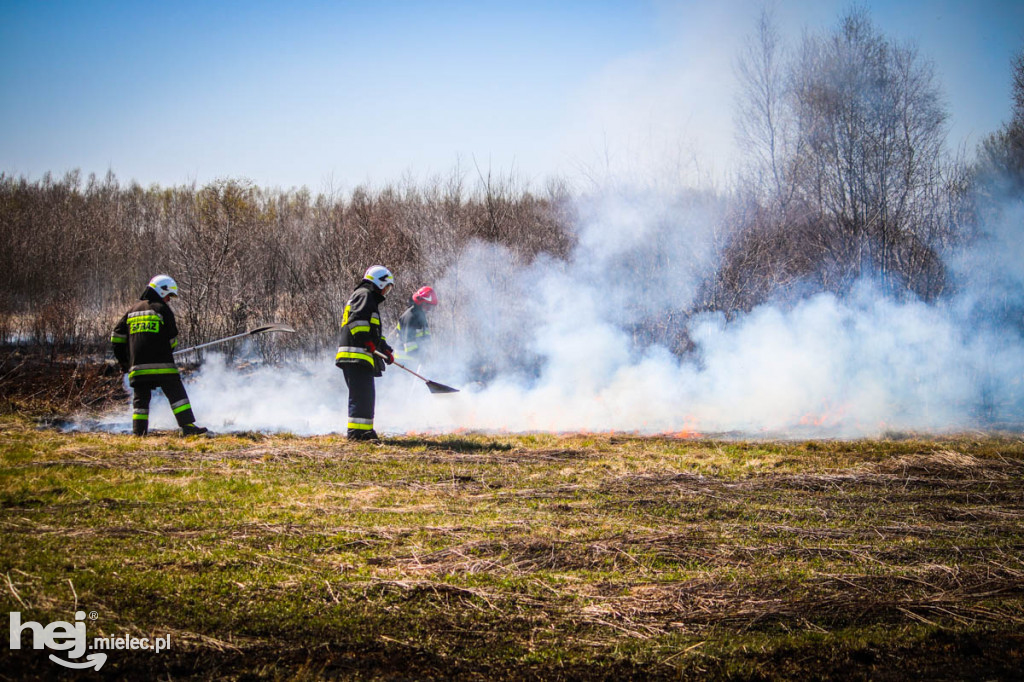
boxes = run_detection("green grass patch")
[2,416,1023,679]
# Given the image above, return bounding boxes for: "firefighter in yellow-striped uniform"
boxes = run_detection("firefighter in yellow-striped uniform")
[394,286,438,364]
[335,266,396,440]
[110,275,208,436]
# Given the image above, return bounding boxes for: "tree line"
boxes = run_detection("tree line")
[2,8,1021,359]
[0,170,575,357]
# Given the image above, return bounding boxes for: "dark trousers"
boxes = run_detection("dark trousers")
[131,375,196,435]
[341,363,375,437]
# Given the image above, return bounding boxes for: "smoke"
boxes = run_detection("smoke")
[61,1,1024,440]
[84,189,1024,438]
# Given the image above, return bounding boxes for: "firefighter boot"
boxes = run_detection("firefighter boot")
[182,423,210,437]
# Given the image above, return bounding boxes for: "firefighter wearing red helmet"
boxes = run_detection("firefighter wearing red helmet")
[395,286,438,363]
[335,266,396,440]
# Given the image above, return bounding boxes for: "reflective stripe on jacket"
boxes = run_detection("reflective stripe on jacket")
[335,281,393,373]
[111,287,180,381]
[395,303,430,356]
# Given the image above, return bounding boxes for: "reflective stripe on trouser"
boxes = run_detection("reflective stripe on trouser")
[341,363,375,436]
[348,417,374,431]
[132,407,149,436]
[131,374,196,431]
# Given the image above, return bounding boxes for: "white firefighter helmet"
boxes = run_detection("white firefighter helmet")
[148,274,179,298]
[363,265,394,291]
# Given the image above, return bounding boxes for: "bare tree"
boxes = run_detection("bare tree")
[789,8,950,296]
[735,8,797,208]
[976,48,1024,194]
[726,7,957,307]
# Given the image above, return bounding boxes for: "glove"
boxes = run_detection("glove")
[365,341,376,355]
[382,348,395,365]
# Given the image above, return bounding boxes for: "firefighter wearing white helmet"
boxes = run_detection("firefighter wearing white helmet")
[363,265,394,291]
[110,275,208,437]
[148,274,178,299]
[334,265,396,440]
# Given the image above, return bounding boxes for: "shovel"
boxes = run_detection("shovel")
[173,323,296,355]
[374,351,459,394]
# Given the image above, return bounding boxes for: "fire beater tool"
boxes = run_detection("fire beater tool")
[374,351,459,394]
[173,323,297,356]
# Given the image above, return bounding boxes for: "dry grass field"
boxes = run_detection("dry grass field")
[2,410,1023,680]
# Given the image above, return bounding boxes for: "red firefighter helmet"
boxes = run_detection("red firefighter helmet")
[412,286,438,306]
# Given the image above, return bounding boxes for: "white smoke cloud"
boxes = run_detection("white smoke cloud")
[70,1,1024,439]
[83,191,1024,438]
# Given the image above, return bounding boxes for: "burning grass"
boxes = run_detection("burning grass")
[1,417,1023,680]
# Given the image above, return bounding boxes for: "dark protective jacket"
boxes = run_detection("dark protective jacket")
[110,287,180,384]
[395,300,431,358]
[335,281,394,376]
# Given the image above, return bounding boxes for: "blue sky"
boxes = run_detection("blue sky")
[1,0,1022,192]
